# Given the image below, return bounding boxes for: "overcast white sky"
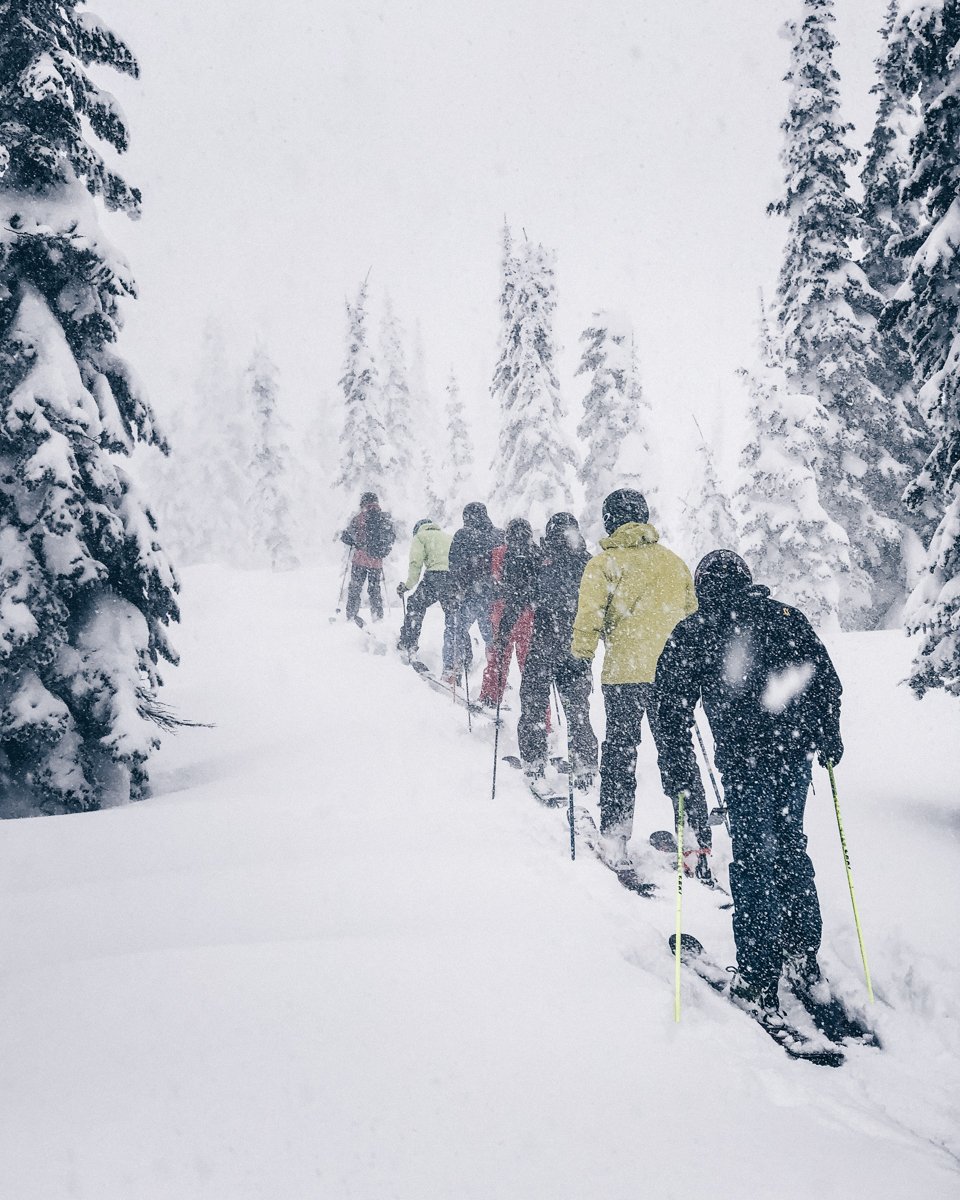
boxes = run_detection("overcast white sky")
[96,0,888,502]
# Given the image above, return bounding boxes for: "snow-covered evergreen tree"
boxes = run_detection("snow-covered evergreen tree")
[0,2,179,813]
[247,345,298,572]
[770,0,923,627]
[335,279,386,511]
[491,227,577,526]
[575,310,659,540]
[733,306,854,630]
[444,368,473,515]
[861,1,922,297]
[886,0,960,697]
[686,425,738,567]
[379,296,416,512]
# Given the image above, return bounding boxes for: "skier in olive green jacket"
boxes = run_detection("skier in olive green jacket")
[397,519,457,672]
[571,488,712,875]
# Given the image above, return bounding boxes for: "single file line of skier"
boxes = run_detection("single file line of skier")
[337,486,875,1063]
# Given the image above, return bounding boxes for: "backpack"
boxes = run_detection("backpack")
[365,508,396,559]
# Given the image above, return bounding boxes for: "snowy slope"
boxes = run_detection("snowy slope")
[1,564,958,1199]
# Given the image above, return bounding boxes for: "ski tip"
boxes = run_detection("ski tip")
[790,1047,845,1069]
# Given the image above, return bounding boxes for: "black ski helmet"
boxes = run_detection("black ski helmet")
[505,517,533,546]
[601,489,649,535]
[694,550,753,603]
[412,518,433,536]
[360,491,379,506]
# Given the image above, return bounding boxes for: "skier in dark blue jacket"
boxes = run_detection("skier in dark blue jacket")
[517,513,598,783]
[655,550,843,1019]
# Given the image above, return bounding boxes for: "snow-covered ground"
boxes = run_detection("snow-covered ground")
[1,564,958,1199]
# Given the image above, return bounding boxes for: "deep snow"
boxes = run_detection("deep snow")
[1,563,958,1199]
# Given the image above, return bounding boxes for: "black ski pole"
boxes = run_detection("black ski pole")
[464,649,473,733]
[491,652,506,801]
[695,718,730,835]
[334,548,352,617]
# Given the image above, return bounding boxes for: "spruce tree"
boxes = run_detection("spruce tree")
[886,0,960,697]
[0,2,179,812]
[379,296,416,510]
[335,278,386,507]
[491,227,577,527]
[733,306,853,629]
[771,0,919,626]
[247,345,298,572]
[687,425,738,567]
[444,368,473,513]
[575,310,659,540]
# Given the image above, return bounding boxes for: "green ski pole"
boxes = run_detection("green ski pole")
[675,790,686,1023]
[827,761,874,1003]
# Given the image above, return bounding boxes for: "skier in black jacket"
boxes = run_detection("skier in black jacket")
[655,550,843,1017]
[447,502,504,683]
[517,513,598,782]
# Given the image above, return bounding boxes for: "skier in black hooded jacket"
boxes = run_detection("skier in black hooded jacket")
[517,513,598,783]
[654,550,843,1019]
[447,502,504,683]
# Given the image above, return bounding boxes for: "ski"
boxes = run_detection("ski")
[501,755,566,807]
[669,933,844,1068]
[649,829,733,908]
[575,807,657,898]
[786,975,881,1049]
[409,660,486,715]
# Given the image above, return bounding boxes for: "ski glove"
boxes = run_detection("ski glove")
[817,733,844,769]
[396,583,408,597]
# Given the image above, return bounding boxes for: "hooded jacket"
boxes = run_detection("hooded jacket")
[448,505,504,595]
[654,582,843,798]
[403,522,452,591]
[571,522,697,685]
[341,501,390,570]
[533,522,591,654]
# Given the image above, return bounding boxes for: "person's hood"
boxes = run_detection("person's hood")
[698,583,772,625]
[462,503,492,530]
[599,522,660,551]
[414,519,439,535]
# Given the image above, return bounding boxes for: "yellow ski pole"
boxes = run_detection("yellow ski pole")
[675,791,685,1023]
[827,761,874,1003]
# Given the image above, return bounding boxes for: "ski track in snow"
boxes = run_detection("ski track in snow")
[0,562,958,1199]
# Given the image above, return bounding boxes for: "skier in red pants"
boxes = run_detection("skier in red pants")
[480,518,542,706]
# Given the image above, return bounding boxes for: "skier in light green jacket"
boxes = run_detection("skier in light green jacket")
[397,519,458,671]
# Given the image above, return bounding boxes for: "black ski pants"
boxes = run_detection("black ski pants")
[518,640,597,771]
[346,565,383,622]
[398,571,458,670]
[600,682,710,847]
[724,753,822,993]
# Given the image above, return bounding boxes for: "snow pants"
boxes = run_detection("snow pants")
[600,683,710,848]
[518,641,597,771]
[454,585,495,670]
[724,753,822,993]
[480,603,534,704]
[346,565,383,622]
[398,571,458,671]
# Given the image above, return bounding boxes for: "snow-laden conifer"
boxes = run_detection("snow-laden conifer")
[886,0,960,697]
[576,310,659,540]
[379,297,416,502]
[733,307,853,629]
[771,0,922,626]
[247,345,298,572]
[686,424,738,567]
[0,2,178,812]
[444,369,473,513]
[335,279,386,506]
[491,227,577,526]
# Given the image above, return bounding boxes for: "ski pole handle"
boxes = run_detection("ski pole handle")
[827,761,874,1003]
[675,791,686,1023]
